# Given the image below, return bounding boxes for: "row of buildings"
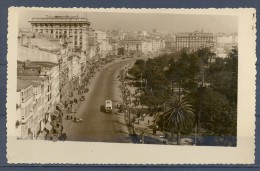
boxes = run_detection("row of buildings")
[15,15,168,140]
[28,15,239,59]
[16,16,92,140]
[16,15,238,140]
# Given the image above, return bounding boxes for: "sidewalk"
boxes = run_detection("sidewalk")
[61,60,102,135]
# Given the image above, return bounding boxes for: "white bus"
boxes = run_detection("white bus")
[105,100,112,113]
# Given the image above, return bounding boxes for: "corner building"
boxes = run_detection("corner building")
[29,15,91,52]
[176,31,216,52]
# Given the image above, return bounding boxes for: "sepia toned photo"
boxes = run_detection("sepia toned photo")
[6,7,256,164]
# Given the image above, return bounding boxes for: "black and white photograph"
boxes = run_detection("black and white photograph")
[6,7,256,164]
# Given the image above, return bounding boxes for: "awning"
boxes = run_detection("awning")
[56,102,65,110]
[52,110,60,117]
[45,123,52,131]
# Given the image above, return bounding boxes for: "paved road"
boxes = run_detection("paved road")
[65,59,135,143]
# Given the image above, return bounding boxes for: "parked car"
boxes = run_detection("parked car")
[70,108,76,113]
[80,96,85,101]
[84,88,89,93]
[73,117,83,123]
[58,133,67,141]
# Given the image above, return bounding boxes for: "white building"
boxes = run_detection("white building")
[68,55,81,84]
[17,36,61,63]
[29,15,91,52]
[16,80,34,139]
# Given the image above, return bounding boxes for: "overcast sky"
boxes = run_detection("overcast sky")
[18,9,238,33]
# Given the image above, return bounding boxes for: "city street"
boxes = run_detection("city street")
[64,58,135,143]
[11,8,246,165]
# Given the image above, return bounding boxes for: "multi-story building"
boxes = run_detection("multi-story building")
[29,15,91,52]
[38,63,60,113]
[176,31,216,52]
[141,40,152,55]
[88,37,96,59]
[18,61,60,127]
[87,28,97,59]
[215,33,238,58]
[216,33,238,46]
[94,30,111,58]
[165,40,174,50]
[108,38,118,56]
[151,39,165,53]
[68,55,81,86]
[59,47,70,102]
[16,79,34,139]
[17,34,61,63]
[17,75,49,135]
[123,35,143,57]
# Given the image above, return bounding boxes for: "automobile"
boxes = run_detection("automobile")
[58,133,67,141]
[105,100,113,113]
[161,139,169,145]
[84,88,89,93]
[70,108,76,113]
[117,104,124,113]
[75,118,83,123]
[80,96,85,101]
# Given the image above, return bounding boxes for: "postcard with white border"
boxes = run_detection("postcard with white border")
[6,7,256,164]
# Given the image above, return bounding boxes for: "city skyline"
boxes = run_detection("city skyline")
[19,10,238,34]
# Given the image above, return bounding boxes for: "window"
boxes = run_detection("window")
[21,92,24,102]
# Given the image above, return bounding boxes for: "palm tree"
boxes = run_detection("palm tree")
[163,97,194,145]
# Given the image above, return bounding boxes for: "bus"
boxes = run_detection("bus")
[105,100,113,113]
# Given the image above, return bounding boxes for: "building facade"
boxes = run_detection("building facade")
[176,32,216,52]
[68,55,81,86]
[17,61,60,139]
[29,15,91,52]
[123,35,143,57]
[16,80,34,139]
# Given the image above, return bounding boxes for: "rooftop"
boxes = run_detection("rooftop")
[18,75,47,81]
[176,32,214,37]
[18,69,40,76]
[29,81,42,87]
[31,38,61,52]
[26,61,58,68]
[29,15,90,25]
[17,79,32,91]
[124,34,142,41]
[18,61,58,76]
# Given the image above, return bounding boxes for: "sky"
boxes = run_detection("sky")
[18,9,238,34]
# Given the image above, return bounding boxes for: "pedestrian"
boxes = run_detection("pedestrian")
[148,120,150,124]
